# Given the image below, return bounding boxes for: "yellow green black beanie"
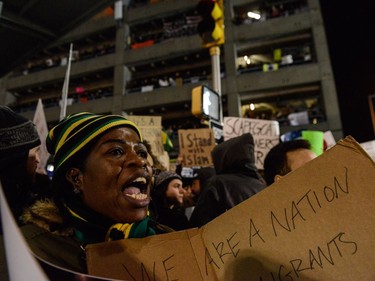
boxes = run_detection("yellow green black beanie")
[46,112,142,176]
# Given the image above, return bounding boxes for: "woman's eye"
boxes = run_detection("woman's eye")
[133,143,148,159]
[109,148,124,156]
[137,150,148,159]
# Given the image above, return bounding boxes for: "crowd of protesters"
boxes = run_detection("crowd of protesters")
[0,107,320,279]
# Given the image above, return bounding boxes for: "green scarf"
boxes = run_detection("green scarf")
[66,205,155,244]
[106,219,156,241]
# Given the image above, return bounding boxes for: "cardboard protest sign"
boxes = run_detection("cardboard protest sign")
[200,135,375,281]
[86,136,375,281]
[178,128,216,167]
[223,117,280,169]
[126,115,164,156]
[87,229,205,281]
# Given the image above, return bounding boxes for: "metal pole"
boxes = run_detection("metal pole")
[210,46,223,123]
[210,46,221,95]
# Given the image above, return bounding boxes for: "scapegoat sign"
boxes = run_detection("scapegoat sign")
[223,117,280,169]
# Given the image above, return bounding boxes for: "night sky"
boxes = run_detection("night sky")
[319,0,375,142]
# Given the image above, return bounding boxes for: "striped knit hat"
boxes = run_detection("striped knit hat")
[46,112,142,176]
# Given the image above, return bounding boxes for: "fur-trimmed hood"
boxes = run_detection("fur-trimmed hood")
[21,199,74,237]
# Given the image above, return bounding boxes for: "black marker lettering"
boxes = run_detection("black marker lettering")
[162,254,177,281]
[204,247,220,276]
[227,232,240,258]
[249,218,265,247]
[323,186,335,202]
[289,259,309,278]
[313,190,322,208]
[338,232,358,254]
[271,209,291,237]
[291,200,306,229]
[212,241,231,264]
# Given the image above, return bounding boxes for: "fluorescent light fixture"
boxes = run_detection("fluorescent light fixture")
[247,11,261,20]
[114,0,123,20]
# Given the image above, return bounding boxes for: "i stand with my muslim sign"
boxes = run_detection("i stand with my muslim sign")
[222,116,280,169]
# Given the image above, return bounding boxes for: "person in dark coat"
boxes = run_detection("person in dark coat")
[191,166,216,202]
[150,171,190,231]
[0,106,47,221]
[0,106,51,281]
[189,133,266,227]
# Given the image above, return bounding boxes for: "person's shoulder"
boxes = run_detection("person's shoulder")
[20,223,77,247]
[21,223,49,240]
[21,199,74,237]
[20,222,85,273]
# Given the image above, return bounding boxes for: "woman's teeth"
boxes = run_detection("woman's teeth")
[125,193,148,200]
[133,177,146,184]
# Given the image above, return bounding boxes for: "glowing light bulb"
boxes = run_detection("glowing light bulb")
[247,11,261,20]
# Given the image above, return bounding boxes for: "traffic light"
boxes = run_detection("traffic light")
[192,85,221,121]
[196,0,224,48]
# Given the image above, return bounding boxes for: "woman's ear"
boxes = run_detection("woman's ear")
[274,174,283,183]
[66,168,83,192]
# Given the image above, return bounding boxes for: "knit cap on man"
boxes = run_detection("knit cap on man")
[0,106,40,169]
[46,112,142,177]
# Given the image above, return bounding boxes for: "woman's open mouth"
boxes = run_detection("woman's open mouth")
[121,177,150,204]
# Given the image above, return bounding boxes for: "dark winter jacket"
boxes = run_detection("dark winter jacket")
[19,199,173,274]
[20,200,85,272]
[189,133,266,227]
[154,206,190,231]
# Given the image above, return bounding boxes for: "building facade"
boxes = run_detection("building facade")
[0,0,343,140]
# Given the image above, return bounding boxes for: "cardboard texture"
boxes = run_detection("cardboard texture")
[87,136,375,281]
[87,229,204,280]
[126,115,164,156]
[178,128,216,167]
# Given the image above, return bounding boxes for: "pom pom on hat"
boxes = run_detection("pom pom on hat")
[0,106,40,168]
[46,112,142,176]
[154,171,182,189]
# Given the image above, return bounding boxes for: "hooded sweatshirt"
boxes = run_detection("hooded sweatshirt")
[189,133,266,227]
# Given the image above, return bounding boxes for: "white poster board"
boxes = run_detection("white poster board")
[33,99,50,174]
[360,139,375,160]
[0,183,48,280]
